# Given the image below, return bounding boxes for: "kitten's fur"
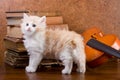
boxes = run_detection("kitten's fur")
[21,13,86,74]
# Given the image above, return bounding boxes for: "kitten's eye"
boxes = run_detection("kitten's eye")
[32,24,36,27]
[26,23,29,26]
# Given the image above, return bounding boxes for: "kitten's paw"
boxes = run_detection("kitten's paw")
[76,68,86,74]
[76,68,80,72]
[25,66,36,73]
[62,69,71,75]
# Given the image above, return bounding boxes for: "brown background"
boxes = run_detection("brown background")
[0,0,120,62]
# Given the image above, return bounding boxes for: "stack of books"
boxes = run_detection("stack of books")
[4,10,29,67]
[4,10,68,68]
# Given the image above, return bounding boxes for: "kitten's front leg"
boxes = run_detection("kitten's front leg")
[26,52,43,73]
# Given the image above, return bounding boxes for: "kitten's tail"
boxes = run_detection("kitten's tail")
[72,35,86,73]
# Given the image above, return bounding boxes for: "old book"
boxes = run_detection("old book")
[4,50,61,68]
[7,26,23,38]
[5,57,61,68]
[6,11,63,25]
[46,16,63,25]
[7,24,69,38]
[6,11,29,26]
[4,50,28,67]
[6,17,22,26]
[5,59,28,68]
[30,11,61,17]
[6,10,29,18]
[6,11,60,18]
[6,16,63,26]
[6,10,29,13]
[5,50,28,64]
[4,36,26,52]
[48,24,68,30]
[6,49,28,56]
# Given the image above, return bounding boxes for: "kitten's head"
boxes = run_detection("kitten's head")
[21,13,46,36]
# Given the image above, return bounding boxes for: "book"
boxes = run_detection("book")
[6,10,29,18]
[48,24,68,30]
[6,17,22,26]
[6,11,61,18]
[7,26,23,38]
[6,11,63,25]
[46,16,63,25]
[4,49,28,67]
[30,11,61,17]
[5,59,28,68]
[6,49,28,56]
[6,16,63,26]
[6,10,29,13]
[6,10,29,26]
[5,51,28,65]
[4,36,26,52]
[4,49,61,68]
[7,24,69,38]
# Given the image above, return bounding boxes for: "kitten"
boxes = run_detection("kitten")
[21,13,86,74]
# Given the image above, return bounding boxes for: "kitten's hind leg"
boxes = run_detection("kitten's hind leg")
[59,49,73,74]
[26,52,43,73]
[76,58,86,74]
[73,49,86,74]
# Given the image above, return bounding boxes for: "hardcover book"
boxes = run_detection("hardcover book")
[4,49,61,68]
[4,36,26,52]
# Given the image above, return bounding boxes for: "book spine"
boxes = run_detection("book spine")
[30,11,61,17]
[6,11,29,13]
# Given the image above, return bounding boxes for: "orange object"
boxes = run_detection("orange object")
[82,27,104,62]
[82,27,120,67]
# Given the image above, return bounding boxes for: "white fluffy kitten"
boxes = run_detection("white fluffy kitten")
[21,13,86,74]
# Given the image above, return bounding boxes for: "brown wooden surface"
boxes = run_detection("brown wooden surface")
[0,60,120,80]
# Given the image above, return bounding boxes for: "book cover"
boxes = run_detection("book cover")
[4,36,26,52]
[6,10,29,18]
[6,17,22,26]
[4,50,61,68]
[4,50,28,68]
[7,26,23,38]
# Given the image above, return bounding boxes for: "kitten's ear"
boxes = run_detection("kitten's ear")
[23,13,29,19]
[40,16,46,23]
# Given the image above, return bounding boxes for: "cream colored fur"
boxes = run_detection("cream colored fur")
[21,13,86,74]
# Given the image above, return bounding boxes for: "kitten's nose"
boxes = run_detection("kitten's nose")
[27,27,31,32]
